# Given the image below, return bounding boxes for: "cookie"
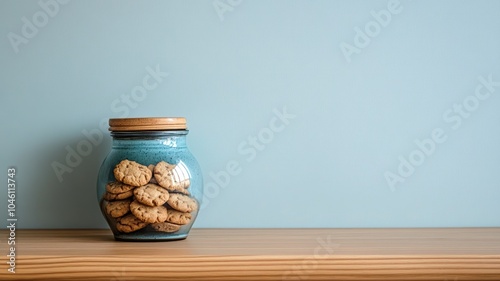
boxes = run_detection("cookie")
[130,200,168,224]
[170,164,190,188]
[106,181,135,194]
[116,214,148,233]
[163,183,191,195]
[167,193,198,213]
[165,209,192,225]
[103,190,134,201]
[113,159,152,187]
[105,199,131,218]
[151,222,181,233]
[169,187,190,196]
[154,161,190,191]
[133,183,170,207]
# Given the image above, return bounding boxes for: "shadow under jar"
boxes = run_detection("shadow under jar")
[96,117,203,241]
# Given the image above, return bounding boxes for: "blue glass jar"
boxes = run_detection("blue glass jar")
[96,117,202,241]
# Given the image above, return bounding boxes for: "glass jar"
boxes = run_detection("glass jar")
[96,117,202,241]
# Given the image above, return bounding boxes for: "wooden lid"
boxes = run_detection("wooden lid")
[109,117,187,131]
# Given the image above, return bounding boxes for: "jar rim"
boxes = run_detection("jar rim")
[110,130,188,139]
[109,117,187,131]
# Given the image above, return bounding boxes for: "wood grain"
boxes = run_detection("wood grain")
[1,228,500,280]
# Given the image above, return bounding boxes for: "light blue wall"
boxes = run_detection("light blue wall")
[1,0,499,229]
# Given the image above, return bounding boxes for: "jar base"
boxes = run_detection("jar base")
[114,233,188,242]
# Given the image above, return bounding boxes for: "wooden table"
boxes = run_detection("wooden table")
[1,228,500,280]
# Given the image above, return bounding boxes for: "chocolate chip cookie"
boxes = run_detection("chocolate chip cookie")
[106,181,135,194]
[116,214,148,233]
[130,200,168,224]
[103,190,134,201]
[154,161,190,191]
[133,183,170,207]
[150,222,181,233]
[105,199,131,218]
[114,159,152,187]
[165,209,192,225]
[167,193,198,213]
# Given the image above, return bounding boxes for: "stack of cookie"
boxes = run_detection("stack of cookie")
[101,159,198,234]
